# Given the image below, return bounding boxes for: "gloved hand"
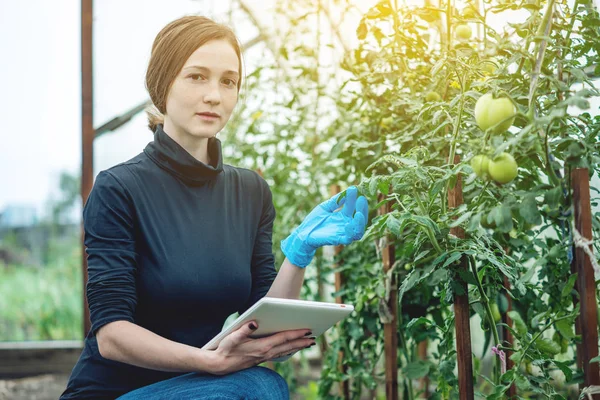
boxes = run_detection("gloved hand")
[281,186,369,268]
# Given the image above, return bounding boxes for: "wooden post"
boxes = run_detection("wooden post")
[378,190,398,400]
[501,274,516,399]
[81,0,94,338]
[570,252,584,374]
[448,155,474,400]
[571,168,600,396]
[330,184,350,399]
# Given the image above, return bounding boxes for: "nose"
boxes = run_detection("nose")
[203,81,221,106]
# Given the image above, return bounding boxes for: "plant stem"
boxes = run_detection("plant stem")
[541,126,561,186]
[513,314,573,371]
[468,255,501,384]
[516,0,540,78]
[414,190,428,216]
[446,0,452,53]
[527,0,556,119]
[398,316,415,400]
[447,83,467,166]
[472,180,491,210]
[441,80,467,220]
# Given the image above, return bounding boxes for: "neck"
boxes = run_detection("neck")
[162,118,211,165]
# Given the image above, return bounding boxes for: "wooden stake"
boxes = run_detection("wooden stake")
[501,273,516,399]
[378,191,398,400]
[448,155,474,400]
[81,0,94,338]
[571,168,600,397]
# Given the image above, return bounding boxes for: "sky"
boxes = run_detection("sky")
[0,0,598,221]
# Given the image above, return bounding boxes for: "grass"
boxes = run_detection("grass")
[0,239,83,341]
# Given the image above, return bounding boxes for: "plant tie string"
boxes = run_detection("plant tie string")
[571,221,600,278]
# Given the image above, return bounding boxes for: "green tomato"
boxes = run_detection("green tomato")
[488,152,518,184]
[481,58,498,75]
[561,337,569,353]
[425,91,441,102]
[553,332,569,354]
[490,303,502,323]
[380,116,394,128]
[463,6,478,19]
[474,93,516,133]
[455,24,472,40]
[480,211,497,229]
[470,154,491,179]
[404,263,413,271]
[526,361,533,375]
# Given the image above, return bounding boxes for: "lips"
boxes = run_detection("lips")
[197,112,220,118]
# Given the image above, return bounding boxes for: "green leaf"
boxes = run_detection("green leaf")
[520,195,542,225]
[515,371,531,390]
[507,311,527,336]
[500,369,515,382]
[544,187,562,210]
[439,360,456,382]
[555,319,575,340]
[561,273,577,298]
[457,268,477,285]
[553,360,573,381]
[398,263,438,303]
[448,211,473,228]
[357,20,368,40]
[535,337,561,356]
[330,137,347,159]
[386,214,403,236]
[403,361,431,379]
[366,8,381,19]
[490,204,513,233]
[590,355,600,363]
[518,265,537,285]
[442,252,463,269]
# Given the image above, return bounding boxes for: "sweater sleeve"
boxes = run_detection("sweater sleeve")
[83,170,139,336]
[238,178,278,315]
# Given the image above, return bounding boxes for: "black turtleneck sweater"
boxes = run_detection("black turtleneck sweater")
[60,125,278,399]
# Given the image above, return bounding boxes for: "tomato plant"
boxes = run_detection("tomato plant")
[222,0,600,397]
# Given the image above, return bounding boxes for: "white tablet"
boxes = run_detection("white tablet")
[201,297,354,362]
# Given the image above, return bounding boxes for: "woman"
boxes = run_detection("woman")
[60,15,368,399]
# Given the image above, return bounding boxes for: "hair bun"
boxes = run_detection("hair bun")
[146,104,164,132]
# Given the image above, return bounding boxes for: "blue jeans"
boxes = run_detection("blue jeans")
[116,366,289,400]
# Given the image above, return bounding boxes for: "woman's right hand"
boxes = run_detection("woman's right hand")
[208,321,315,375]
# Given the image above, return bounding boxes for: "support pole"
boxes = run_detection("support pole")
[81,0,94,338]
[448,155,474,400]
[571,168,600,397]
[378,190,398,400]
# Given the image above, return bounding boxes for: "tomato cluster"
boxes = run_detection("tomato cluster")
[470,93,519,185]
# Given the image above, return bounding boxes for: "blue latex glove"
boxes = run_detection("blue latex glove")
[281,186,369,268]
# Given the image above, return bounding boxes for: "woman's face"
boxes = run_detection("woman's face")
[164,39,240,140]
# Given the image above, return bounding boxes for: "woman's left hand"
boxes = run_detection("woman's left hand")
[280,186,369,268]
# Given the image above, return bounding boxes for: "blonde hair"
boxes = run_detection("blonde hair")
[145,15,244,132]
